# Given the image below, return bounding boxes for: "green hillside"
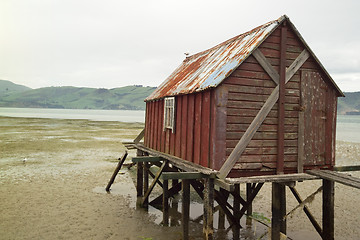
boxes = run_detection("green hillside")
[0,82,155,110]
[1,80,360,113]
[0,80,32,97]
[338,92,360,114]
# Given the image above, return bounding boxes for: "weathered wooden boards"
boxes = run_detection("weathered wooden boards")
[219,42,310,178]
[307,169,360,189]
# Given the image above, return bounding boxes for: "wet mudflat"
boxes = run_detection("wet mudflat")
[1,116,360,239]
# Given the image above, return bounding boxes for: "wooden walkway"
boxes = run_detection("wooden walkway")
[307,169,360,189]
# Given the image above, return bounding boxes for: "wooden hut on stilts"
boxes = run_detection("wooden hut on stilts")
[119,15,360,240]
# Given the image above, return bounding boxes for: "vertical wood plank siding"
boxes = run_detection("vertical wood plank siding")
[144,92,213,168]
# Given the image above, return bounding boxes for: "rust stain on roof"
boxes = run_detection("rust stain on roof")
[145,15,284,101]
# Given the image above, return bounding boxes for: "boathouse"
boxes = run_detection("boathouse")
[143,15,344,178]
[118,15,359,240]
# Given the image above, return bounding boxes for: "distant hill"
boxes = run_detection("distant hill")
[0,80,155,110]
[1,80,359,113]
[338,92,360,115]
[0,80,32,96]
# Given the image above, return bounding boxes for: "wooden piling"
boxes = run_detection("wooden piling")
[143,162,149,206]
[203,178,214,240]
[163,179,169,226]
[182,179,190,240]
[136,162,143,197]
[246,183,253,225]
[323,179,334,240]
[272,183,286,240]
[233,184,241,240]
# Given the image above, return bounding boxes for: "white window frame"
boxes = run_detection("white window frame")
[163,97,175,133]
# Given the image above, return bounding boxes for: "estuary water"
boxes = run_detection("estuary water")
[1,107,360,143]
[0,107,145,123]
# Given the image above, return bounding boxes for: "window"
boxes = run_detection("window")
[164,97,175,132]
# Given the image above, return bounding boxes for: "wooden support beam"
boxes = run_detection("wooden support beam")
[214,190,240,228]
[133,143,218,177]
[214,178,234,192]
[246,183,253,225]
[236,183,263,220]
[232,184,241,240]
[308,170,360,189]
[134,128,145,143]
[141,160,168,206]
[286,49,310,82]
[203,178,214,240]
[333,165,360,172]
[289,186,323,238]
[225,173,319,184]
[132,156,162,163]
[137,162,143,197]
[277,24,287,174]
[143,162,149,206]
[272,183,286,240]
[105,151,128,192]
[163,179,169,226]
[190,180,204,200]
[218,207,225,230]
[253,49,280,85]
[161,172,209,180]
[148,168,163,188]
[323,179,334,240]
[150,182,182,205]
[182,179,190,240]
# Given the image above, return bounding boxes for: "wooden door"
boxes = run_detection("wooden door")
[300,71,327,167]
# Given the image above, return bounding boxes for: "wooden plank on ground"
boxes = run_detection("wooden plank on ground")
[105,151,128,191]
[307,170,360,189]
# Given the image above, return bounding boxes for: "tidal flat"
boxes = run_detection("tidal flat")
[1,116,360,239]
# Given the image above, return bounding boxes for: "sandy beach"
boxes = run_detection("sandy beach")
[1,116,359,239]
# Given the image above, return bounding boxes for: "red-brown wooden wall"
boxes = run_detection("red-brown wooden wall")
[144,24,338,178]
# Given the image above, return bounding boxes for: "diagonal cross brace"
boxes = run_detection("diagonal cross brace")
[218,49,309,179]
[141,160,168,206]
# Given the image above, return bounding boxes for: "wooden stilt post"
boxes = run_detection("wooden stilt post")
[182,179,190,240]
[203,178,214,240]
[218,208,225,230]
[272,183,286,240]
[163,179,169,226]
[136,150,144,197]
[143,162,149,206]
[323,179,334,240]
[246,183,253,225]
[233,184,241,240]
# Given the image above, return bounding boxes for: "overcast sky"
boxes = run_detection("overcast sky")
[1,0,359,92]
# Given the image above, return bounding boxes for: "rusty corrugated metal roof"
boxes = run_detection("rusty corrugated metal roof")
[145,15,344,101]
[146,16,285,101]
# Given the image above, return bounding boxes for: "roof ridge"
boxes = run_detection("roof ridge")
[184,17,282,63]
